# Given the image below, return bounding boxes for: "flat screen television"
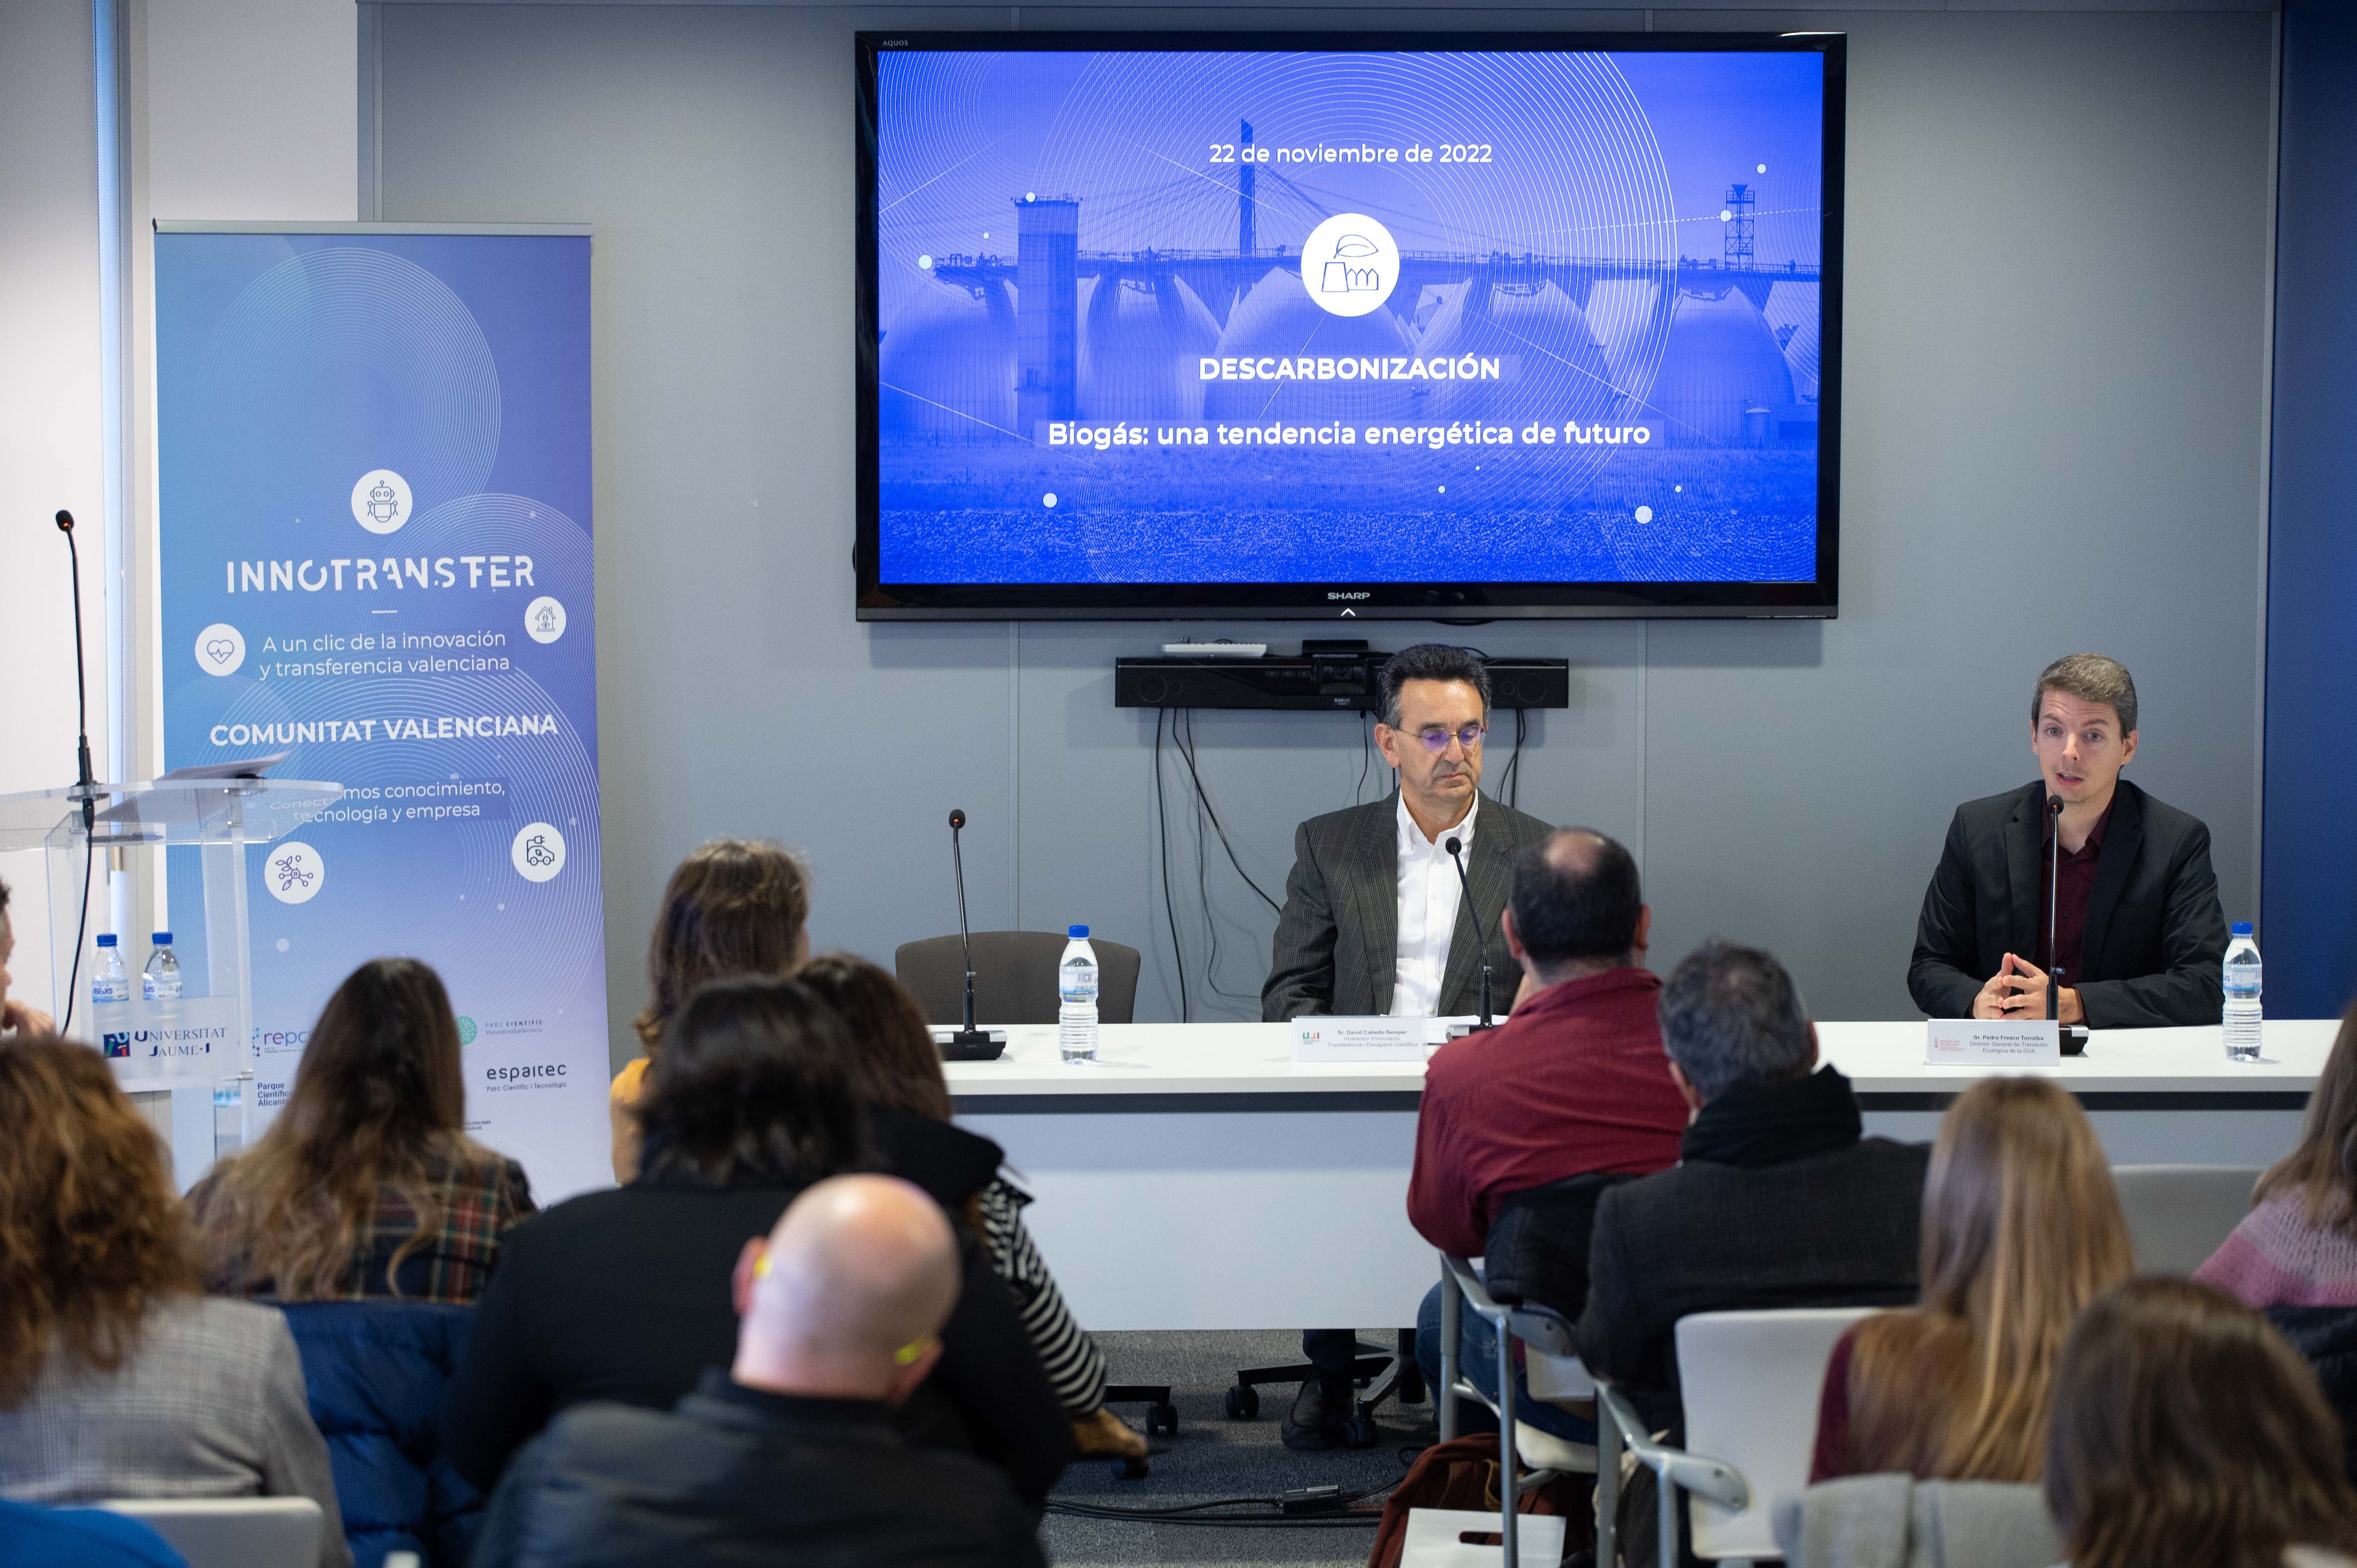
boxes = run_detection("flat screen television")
[857,31,1844,621]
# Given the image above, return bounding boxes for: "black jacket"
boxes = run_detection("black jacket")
[1908,778,2228,1028]
[2268,1306,2357,1485]
[1575,1067,1928,1412]
[470,1372,1045,1568]
[438,1174,1068,1507]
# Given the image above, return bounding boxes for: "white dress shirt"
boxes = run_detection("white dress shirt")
[1389,791,1477,1017]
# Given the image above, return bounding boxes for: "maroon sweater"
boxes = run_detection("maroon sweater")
[1407,967,1690,1259]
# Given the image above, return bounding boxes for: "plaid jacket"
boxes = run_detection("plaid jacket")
[189,1143,536,1305]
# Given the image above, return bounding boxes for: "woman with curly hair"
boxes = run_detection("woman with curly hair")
[608,839,813,1180]
[187,957,534,1302]
[0,1037,349,1568]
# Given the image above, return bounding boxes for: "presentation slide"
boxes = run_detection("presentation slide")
[871,45,1828,589]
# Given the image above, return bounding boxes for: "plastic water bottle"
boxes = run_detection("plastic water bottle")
[143,932,183,1001]
[91,934,131,1006]
[1058,925,1100,1064]
[2224,922,2262,1062]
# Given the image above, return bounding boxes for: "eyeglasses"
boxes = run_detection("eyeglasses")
[1414,723,1487,754]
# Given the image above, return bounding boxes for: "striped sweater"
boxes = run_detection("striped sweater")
[2196,1192,2357,1308]
[975,1179,1107,1416]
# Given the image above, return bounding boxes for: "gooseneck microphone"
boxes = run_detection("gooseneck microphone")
[2045,795,2065,1024]
[57,512,96,817]
[1443,835,1498,1030]
[942,809,995,1055]
[57,510,97,1038]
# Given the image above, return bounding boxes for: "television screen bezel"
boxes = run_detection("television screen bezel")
[856,28,1846,622]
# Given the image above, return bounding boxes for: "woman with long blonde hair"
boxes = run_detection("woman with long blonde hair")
[1810,1074,2134,1481]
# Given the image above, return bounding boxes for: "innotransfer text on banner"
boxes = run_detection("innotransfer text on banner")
[155,230,605,1200]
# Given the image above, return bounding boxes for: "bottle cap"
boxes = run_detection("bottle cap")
[154,932,173,945]
[96,933,117,947]
[1069,924,1089,939]
[2232,921,2253,936]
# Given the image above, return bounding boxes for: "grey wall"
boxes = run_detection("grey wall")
[375,4,2276,1069]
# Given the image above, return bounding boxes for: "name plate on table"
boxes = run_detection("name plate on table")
[1925,1018,2061,1066]
[1293,1017,1436,1063]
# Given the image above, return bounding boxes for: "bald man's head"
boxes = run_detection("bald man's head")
[730,1174,962,1403]
[1506,827,1645,981]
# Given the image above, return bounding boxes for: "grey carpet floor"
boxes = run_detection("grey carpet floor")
[1044,1329,1439,1567]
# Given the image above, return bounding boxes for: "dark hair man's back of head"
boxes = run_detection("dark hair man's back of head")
[1377,644,1491,729]
[1658,941,1814,1102]
[1510,829,1641,975]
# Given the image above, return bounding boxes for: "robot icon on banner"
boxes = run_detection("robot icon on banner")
[350,469,413,535]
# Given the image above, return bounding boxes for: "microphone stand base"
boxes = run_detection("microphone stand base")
[936,1027,1008,1062]
[1446,1021,1501,1039]
[2061,1026,2089,1057]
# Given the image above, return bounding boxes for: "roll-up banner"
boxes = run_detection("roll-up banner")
[154,225,607,1200]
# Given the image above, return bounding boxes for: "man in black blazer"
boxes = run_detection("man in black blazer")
[1576,942,1927,1561]
[1909,654,2228,1029]
[1260,643,1552,1449]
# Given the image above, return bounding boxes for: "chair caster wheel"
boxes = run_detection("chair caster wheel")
[1149,1401,1179,1436]
[1112,1455,1149,1480]
[1341,1414,1378,1448]
[1225,1384,1259,1420]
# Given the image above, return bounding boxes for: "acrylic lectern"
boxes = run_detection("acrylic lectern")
[0,775,341,1183]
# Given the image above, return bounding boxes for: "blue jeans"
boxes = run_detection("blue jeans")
[1415,1280,1598,1445]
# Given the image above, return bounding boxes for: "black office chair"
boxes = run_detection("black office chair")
[893,929,1170,1469]
[894,930,1142,1025]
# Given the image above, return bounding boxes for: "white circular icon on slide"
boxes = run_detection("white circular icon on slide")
[1302,214,1400,318]
[352,469,413,534]
[266,842,325,904]
[196,622,246,676]
[511,822,566,883]
[524,596,568,644]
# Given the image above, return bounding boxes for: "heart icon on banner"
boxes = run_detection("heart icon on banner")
[194,622,244,677]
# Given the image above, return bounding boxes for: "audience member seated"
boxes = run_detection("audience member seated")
[2200,1002,2357,1309]
[0,877,56,1038]
[1575,941,1930,1414]
[796,952,1139,1462]
[1404,829,1688,1442]
[2045,1276,2357,1568]
[609,839,812,1181]
[472,1174,1045,1568]
[1812,1075,2133,1483]
[0,1038,351,1568]
[0,1497,189,1568]
[186,958,534,1568]
[442,976,1068,1506]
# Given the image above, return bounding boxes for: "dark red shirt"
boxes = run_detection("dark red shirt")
[1406,966,1690,1259]
[2036,800,2112,983]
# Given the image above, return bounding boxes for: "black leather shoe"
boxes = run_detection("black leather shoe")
[1281,1374,1351,1451]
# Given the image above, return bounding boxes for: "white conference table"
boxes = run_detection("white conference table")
[948,1018,2335,1331]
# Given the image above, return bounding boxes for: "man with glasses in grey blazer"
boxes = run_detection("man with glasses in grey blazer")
[1261,643,1554,1449]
